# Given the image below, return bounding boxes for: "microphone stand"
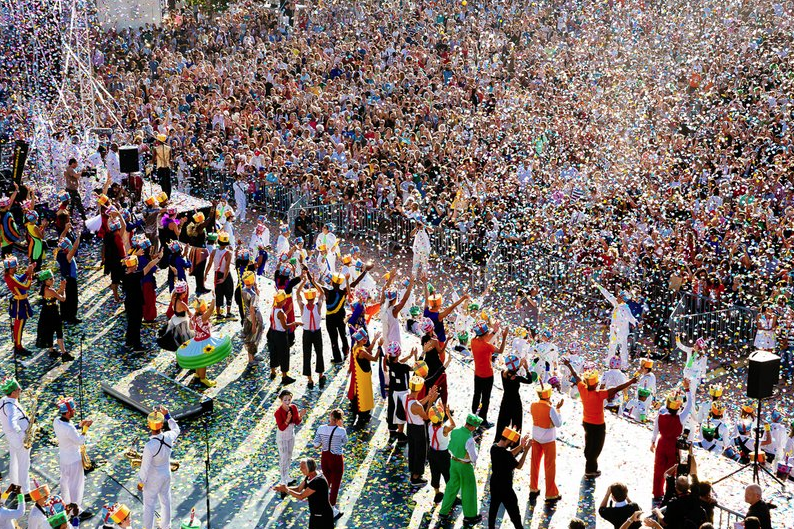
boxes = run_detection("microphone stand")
[78,333,85,419]
[204,404,212,529]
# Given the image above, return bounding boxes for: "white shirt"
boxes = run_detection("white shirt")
[249,229,271,252]
[428,423,450,451]
[139,417,180,484]
[107,151,121,183]
[0,397,29,448]
[531,404,562,444]
[27,505,49,529]
[0,501,24,529]
[596,284,637,333]
[53,416,85,465]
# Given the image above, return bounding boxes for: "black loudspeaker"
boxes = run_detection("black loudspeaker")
[747,350,780,399]
[11,140,29,184]
[119,146,140,174]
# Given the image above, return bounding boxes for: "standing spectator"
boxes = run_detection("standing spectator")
[274,390,306,490]
[744,484,773,529]
[598,483,641,529]
[274,458,333,529]
[294,209,315,248]
[313,409,347,520]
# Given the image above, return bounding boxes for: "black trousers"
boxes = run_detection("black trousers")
[302,329,324,375]
[407,423,427,477]
[193,259,209,294]
[60,276,78,321]
[268,330,290,372]
[496,398,523,435]
[325,312,348,361]
[583,422,606,473]
[157,167,172,198]
[488,487,522,528]
[66,188,86,219]
[428,448,450,489]
[125,297,143,348]
[472,375,494,421]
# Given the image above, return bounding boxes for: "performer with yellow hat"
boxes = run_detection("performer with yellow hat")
[489,426,531,528]
[405,375,439,486]
[203,231,235,321]
[240,271,265,367]
[636,358,657,406]
[322,263,371,364]
[268,289,303,384]
[122,252,161,352]
[438,413,483,525]
[52,396,93,520]
[695,402,729,455]
[138,406,179,529]
[427,403,454,504]
[422,281,469,347]
[0,377,31,495]
[563,358,637,478]
[315,223,338,274]
[529,384,564,505]
[296,272,326,387]
[650,388,694,500]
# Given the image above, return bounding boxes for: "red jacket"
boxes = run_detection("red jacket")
[275,404,301,431]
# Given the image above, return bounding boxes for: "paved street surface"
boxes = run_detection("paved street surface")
[0,216,790,528]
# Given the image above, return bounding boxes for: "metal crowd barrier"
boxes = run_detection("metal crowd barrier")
[272,187,762,353]
[712,503,745,529]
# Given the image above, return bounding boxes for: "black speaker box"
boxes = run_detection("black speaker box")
[747,350,780,399]
[119,146,140,174]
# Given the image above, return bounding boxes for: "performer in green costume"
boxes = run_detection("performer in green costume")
[439,413,482,525]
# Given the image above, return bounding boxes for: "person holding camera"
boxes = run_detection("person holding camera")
[650,388,694,501]
[652,458,707,528]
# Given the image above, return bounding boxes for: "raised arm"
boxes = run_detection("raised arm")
[594,281,617,307]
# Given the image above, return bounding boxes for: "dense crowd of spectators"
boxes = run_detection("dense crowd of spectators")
[5,0,794,331]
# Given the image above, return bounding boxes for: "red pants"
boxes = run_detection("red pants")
[142,282,157,322]
[530,440,559,498]
[321,451,344,506]
[653,441,676,497]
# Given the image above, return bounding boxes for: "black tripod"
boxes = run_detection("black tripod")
[713,397,786,489]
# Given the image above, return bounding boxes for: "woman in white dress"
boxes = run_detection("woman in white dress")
[411,218,432,277]
[753,304,777,351]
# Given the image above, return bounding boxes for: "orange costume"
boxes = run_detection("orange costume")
[529,390,562,502]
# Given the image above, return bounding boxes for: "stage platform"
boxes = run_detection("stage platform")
[101,369,213,420]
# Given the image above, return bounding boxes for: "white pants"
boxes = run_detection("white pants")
[8,443,30,492]
[607,329,630,369]
[60,459,85,508]
[412,251,429,277]
[276,434,295,485]
[235,194,247,222]
[143,471,172,529]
